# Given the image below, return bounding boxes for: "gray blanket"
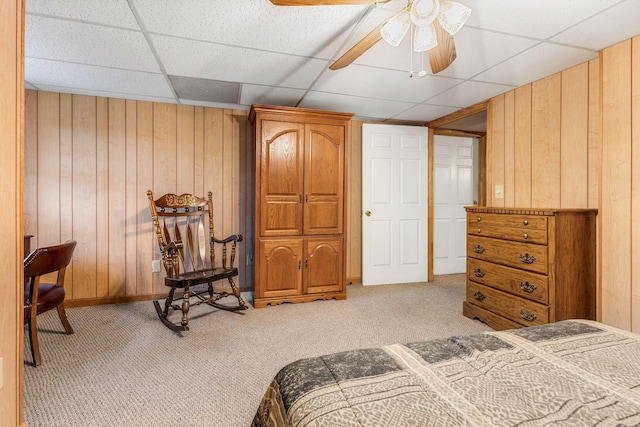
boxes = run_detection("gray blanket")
[253,320,640,426]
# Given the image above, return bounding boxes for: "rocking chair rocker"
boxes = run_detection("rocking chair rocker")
[147,190,247,332]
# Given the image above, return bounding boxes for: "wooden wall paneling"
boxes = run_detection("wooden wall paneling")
[514,85,532,207]
[152,102,177,292]
[0,0,24,420]
[37,91,61,247]
[631,36,640,332]
[560,63,589,208]
[588,59,601,210]
[233,110,248,289]
[489,95,505,207]
[240,111,254,291]
[176,105,195,193]
[72,95,98,299]
[601,40,632,329]
[223,110,234,241]
[503,91,515,207]
[136,101,154,295]
[107,98,126,297]
[24,91,37,237]
[125,100,138,295]
[531,73,562,207]
[96,97,109,297]
[194,107,205,197]
[59,94,74,294]
[347,120,363,283]
[204,108,224,266]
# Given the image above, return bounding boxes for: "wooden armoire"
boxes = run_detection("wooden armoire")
[249,104,353,308]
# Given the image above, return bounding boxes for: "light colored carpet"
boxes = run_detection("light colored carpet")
[23,274,491,426]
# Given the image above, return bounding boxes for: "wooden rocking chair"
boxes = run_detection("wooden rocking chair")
[147,191,247,332]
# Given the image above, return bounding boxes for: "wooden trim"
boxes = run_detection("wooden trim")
[426,100,489,128]
[65,292,169,308]
[433,128,486,138]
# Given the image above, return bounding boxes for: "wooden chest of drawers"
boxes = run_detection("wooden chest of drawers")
[463,207,597,330]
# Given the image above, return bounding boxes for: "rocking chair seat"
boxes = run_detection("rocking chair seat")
[165,266,239,288]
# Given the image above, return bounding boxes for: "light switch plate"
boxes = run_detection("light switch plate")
[151,260,161,273]
[495,185,504,199]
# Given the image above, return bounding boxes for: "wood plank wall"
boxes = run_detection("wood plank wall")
[487,37,640,332]
[24,91,255,303]
[1,0,24,424]
[24,91,365,303]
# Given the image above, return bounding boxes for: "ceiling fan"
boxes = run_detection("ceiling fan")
[269,0,471,74]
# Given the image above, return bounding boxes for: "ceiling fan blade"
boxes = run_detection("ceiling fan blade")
[428,20,457,74]
[329,20,387,70]
[270,0,389,5]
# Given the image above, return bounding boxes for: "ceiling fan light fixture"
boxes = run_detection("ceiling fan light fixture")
[437,0,471,35]
[381,10,411,47]
[413,23,438,52]
[410,0,440,27]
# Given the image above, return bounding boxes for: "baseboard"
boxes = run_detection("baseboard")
[346,277,361,285]
[66,289,256,308]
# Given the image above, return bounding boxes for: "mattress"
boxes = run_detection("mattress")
[252,320,640,426]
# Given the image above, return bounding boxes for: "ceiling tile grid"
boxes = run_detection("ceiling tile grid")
[23,0,640,124]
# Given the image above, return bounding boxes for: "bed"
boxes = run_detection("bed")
[252,320,640,426]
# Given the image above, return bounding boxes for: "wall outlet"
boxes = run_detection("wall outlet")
[151,260,161,273]
[495,185,504,199]
[246,254,254,266]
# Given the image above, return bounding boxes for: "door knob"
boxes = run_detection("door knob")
[364,210,371,217]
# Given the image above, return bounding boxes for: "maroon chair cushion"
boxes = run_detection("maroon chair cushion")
[24,283,66,321]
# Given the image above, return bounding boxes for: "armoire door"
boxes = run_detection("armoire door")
[258,238,303,298]
[260,120,305,237]
[304,236,343,294]
[303,124,345,235]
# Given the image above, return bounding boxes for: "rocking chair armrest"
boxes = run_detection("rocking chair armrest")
[212,234,243,245]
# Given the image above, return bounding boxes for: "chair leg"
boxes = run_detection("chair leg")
[228,277,248,310]
[56,303,74,335]
[27,316,41,367]
[181,287,190,327]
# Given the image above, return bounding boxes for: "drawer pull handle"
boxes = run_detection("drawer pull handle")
[519,253,536,264]
[523,233,528,239]
[523,220,529,226]
[477,228,481,233]
[473,268,485,278]
[473,291,485,302]
[477,217,481,222]
[473,245,485,254]
[519,281,537,293]
[520,310,537,322]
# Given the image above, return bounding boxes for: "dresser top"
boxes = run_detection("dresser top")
[465,207,598,216]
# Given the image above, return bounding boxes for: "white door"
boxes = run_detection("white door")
[362,124,428,286]
[433,135,476,274]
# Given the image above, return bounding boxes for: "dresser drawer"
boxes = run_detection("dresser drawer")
[467,224,547,244]
[466,282,548,326]
[467,258,548,304]
[469,213,548,230]
[468,235,548,274]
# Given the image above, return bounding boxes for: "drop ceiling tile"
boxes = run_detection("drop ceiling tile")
[551,0,640,50]
[426,80,516,108]
[133,0,371,58]
[392,104,461,122]
[239,85,306,107]
[464,0,621,39]
[313,64,461,103]
[26,15,160,73]
[179,99,247,111]
[27,0,139,29]
[25,58,174,98]
[34,85,176,104]
[298,91,415,120]
[169,76,240,104]
[473,42,597,87]
[151,34,328,89]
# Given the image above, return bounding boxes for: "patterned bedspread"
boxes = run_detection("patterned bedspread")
[252,320,640,426]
